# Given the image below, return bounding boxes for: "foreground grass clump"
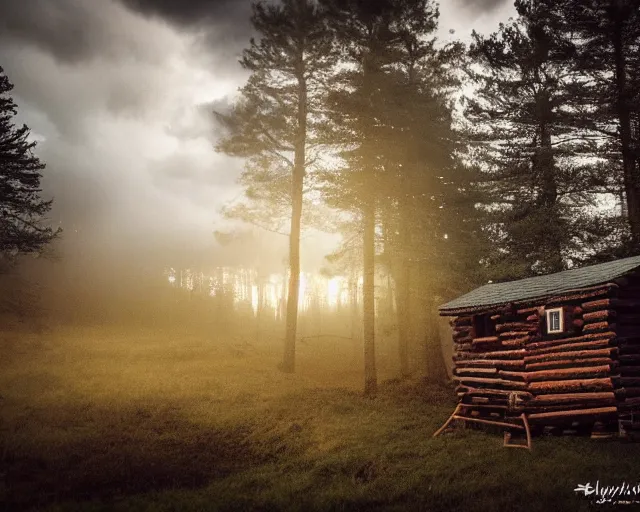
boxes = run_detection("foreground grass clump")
[2,323,640,511]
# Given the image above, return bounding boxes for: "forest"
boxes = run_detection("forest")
[212,0,640,394]
[1,0,640,510]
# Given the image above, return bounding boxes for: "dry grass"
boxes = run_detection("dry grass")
[2,316,640,511]
[0,317,405,510]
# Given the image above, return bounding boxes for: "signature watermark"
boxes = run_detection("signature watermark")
[574,481,640,505]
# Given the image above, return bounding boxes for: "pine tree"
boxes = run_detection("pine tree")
[319,0,472,387]
[466,0,611,280]
[560,0,640,253]
[371,2,473,378]
[216,0,334,373]
[319,0,408,395]
[0,66,59,272]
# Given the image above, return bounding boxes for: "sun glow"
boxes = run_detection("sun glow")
[298,273,307,309]
[164,266,373,316]
[326,277,342,308]
[251,285,259,315]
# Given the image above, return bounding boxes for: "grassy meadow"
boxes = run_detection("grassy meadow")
[2,301,640,511]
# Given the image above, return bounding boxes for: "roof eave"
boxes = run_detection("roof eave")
[438,282,620,317]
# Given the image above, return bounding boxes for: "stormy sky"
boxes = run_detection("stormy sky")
[0,0,515,275]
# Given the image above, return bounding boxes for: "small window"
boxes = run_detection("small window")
[546,308,564,334]
[473,314,496,338]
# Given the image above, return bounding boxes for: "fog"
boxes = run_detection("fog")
[0,0,514,318]
[0,0,518,400]
[13,2,625,511]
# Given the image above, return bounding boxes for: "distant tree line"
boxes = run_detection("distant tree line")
[217,0,640,394]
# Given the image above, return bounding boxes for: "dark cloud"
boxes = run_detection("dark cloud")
[1,46,171,143]
[0,0,154,64]
[0,0,514,279]
[120,0,251,26]
[119,0,254,50]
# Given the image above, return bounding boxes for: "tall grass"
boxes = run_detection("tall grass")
[1,317,640,511]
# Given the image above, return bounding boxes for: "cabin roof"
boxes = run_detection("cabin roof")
[439,255,640,315]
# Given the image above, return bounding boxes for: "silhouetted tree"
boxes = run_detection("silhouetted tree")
[466,0,611,280]
[319,0,410,395]
[560,0,640,253]
[374,4,476,379]
[0,66,59,273]
[216,0,334,373]
[319,0,468,389]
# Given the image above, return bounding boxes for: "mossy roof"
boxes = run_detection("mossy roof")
[439,255,640,315]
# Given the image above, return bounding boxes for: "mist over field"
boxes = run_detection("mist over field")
[2,0,640,510]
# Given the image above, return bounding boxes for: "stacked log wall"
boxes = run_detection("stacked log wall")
[525,286,619,428]
[612,272,640,436]
[450,283,621,433]
[452,307,531,422]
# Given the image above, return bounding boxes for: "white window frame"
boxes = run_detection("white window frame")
[546,307,564,334]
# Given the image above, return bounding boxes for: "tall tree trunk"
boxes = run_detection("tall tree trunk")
[283,174,303,372]
[423,303,447,383]
[256,270,264,343]
[396,62,417,377]
[534,82,563,271]
[363,199,377,396]
[350,273,360,362]
[396,209,411,378]
[634,113,640,204]
[383,222,395,320]
[282,32,308,373]
[612,5,640,243]
[539,121,563,271]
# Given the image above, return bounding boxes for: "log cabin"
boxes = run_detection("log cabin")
[434,255,640,447]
